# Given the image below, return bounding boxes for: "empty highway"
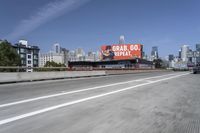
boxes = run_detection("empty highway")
[0,71,199,133]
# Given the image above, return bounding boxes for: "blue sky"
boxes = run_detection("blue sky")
[0,0,200,57]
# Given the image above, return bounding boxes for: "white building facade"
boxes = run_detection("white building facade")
[39,52,64,67]
[181,45,189,62]
[39,43,65,67]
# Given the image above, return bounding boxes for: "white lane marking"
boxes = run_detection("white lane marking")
[0,73,183,108]
[0,73,189,126]
[0,73,179,108]
[143,80,154,83]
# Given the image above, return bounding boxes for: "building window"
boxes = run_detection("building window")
[20,48,26,53]
[21,60,26,65]
[27,50,31,54]
[34,55,38,59]
[33,50,39,54]
[20,54,26,58]
[28,55,31,59]
[34,60,38,65]
[28,60,31,64]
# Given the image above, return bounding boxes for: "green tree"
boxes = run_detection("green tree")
[42,61,66,71]
[0,40,21,66]
[44,61,66,67]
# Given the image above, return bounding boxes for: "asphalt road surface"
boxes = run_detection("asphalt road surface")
[0,71,199,133]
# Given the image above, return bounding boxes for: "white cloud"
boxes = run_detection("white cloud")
[5,0,91,41]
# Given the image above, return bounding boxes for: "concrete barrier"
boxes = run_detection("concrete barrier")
[0,69,172,84]
[105,69,171,75]
[0,71,106,83]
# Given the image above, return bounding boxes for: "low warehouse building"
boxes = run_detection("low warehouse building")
[68,58,154,70]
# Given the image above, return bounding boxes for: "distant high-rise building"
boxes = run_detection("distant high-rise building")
[119,35,125,44]
[96,51,101,61]
[168,54,174,61]
[142,51,147,59]
[68,50,76,61]
[151,46,159,60]
[75,48,84,56]
[181,45,189,62]
[68,48,86,62]
[86,51,96,61]
[87,51,93,57]
[53,43,61,53]
[61,48,69,66]
[178,49,181,59]
[196,44,200,51]
[196,44,200,63]
[187,49,193,63]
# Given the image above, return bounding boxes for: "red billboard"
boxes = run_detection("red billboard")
[101,44,143,61]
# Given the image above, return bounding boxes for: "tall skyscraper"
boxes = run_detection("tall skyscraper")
[168,54,174,61]
[61,48,69,66]
[119,35,125,44]
[75,48,85,57]
[196,44,200,63]
[86,51,96,61]
[53,43,61,53]
[178,49,181,59]
[68,50,76,61]
[181,45,189,62]
[151,46,159,60]
[187,49,193,63]
[196,44,200,51]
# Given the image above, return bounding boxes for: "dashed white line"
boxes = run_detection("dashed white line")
[0,73,189,126]
[0,73,178,108]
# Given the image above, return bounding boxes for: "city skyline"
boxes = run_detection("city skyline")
[1,0,200,57]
